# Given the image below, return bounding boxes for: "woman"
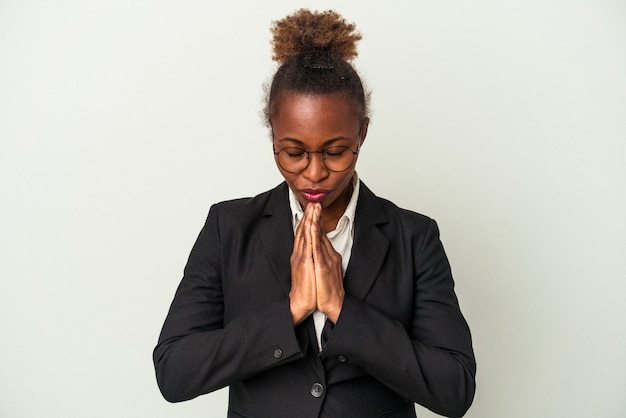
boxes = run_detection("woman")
[154,9,475,418]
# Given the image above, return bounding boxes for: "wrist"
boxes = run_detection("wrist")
[289,298,314,326]
[323,296,344,324]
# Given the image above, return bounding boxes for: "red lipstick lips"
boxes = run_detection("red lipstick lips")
[301,189,328,203]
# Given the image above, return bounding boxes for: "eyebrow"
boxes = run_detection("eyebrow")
[276,137,350,147]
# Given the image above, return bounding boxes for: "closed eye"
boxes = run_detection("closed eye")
[284,148,307,159]
[324,147,349,158]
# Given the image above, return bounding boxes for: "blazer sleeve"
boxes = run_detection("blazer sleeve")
[320,219,476,418]
[153,204,305,403]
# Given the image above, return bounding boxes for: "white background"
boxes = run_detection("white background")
[1,1,625,417]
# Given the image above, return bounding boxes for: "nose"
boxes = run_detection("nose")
[302,152,329,183]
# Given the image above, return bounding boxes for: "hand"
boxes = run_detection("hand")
[311,204,345,323]
[288,203,317,325]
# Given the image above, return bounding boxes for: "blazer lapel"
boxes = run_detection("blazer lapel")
[344,182,390,301]
[259,182,314,356]
[259,182,294,297]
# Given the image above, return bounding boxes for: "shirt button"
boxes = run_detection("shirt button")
[310,383,324,398]
[273,348,283,359]
[337,355,347,363]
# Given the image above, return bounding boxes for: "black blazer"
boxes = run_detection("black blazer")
[154,181,476,418]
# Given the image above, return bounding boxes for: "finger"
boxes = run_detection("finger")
[320,232,335,255]
[296,203,314,248]
[318,232,343,283]
[311,205,325,260]
[302,204,315,257]
[317,210,336,259]
[316,204,324,236]
[293,208,314,266]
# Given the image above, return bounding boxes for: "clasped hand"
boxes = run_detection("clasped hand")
[289,203,344,326]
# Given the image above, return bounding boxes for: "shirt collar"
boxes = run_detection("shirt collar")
[288,172,360,234]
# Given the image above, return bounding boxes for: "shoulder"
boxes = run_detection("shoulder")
[358,182,445,256]
[359,181,434,230]
[207,182,288,225]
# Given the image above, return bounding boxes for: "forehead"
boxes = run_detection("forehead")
[271,93,362,143]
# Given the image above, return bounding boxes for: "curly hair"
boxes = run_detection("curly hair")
[264,9,370,127]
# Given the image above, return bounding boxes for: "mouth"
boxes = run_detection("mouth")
[300,189,328,203]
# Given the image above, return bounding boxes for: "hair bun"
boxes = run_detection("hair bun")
[271,9,362,64]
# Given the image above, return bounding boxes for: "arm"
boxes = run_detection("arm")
[153,204,305,402]
[320,219,476,418]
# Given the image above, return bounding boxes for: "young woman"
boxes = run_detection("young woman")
[154,9,476,418]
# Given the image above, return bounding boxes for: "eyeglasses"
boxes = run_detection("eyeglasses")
[273,145,359,174]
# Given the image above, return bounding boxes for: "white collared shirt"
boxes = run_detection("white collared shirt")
[288,173,360,351]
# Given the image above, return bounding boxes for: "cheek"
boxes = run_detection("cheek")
[273,156,282,172]
[327,172,354,198]
[277,168,299,189]
[339,171,354,186]
[273,158,289,179]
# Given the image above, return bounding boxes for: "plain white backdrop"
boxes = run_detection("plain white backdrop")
[1,1,625,417]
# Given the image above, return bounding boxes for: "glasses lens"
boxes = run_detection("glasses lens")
[323,146,355,172]
[278,148,308,173]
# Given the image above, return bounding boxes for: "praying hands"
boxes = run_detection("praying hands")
[289,203,345,326]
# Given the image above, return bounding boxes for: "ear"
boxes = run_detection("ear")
[358,117,370,147]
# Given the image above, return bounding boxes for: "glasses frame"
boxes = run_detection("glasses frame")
[273,142,360,174]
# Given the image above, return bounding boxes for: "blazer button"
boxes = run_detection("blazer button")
[310,383,324,398]
[273,348,283,359]
[337,355,347,363]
